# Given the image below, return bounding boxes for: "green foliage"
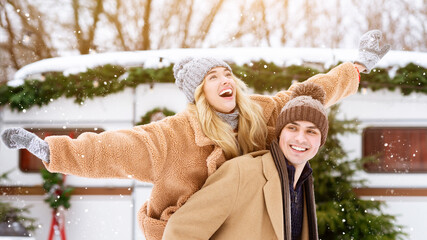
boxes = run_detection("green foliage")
[392,63,427,95]
[0,64,127,111]
[136,107,176,125]
[231,60,319,93]
[312,105,407,239]
[0,202,36,234]
[0,169,36,234]
[0,169,14,181]
[41,169,74,210]
[1,61,426,112]
[360,68,393,92]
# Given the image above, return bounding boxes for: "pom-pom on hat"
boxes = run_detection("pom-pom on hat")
[275,82,329,147]
[173,57,232,103]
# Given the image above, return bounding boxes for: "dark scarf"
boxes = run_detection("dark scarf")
[270,140,292,239]
[270,140,318,240]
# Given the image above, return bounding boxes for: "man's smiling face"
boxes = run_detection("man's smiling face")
[279,121,321,168]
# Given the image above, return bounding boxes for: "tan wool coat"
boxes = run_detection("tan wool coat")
[43,62,359,240]
[162,150,317,240]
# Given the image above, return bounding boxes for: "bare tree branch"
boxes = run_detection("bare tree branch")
[156,0,183,48]
[104,0,128,50]
[230,3,246,42]
[72,0,104,54]
[72,0,83,52]
[26,3,54,58]
[6,0,54,61]
[141,0,152,50]
[259,0,272,46]
[2,6,19,69]
[181,0,194,48]
[87,0,104,51]
[280,0,289,45]
[194,0,225,46]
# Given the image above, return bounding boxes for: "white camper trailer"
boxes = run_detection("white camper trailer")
[1,48,427,239]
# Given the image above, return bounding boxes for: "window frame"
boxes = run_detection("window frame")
[362,126,427,173]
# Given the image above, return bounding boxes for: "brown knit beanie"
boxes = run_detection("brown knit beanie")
[173,57,232,103]
[275,82,329,147]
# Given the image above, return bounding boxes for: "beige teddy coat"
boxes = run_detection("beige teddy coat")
[43,62,359,240]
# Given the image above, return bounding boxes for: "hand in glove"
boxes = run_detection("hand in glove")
[355,29,391,74]
[1,127,50,163]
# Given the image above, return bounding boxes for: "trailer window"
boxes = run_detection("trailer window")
[19,128,104,173]
[363,127,427,173]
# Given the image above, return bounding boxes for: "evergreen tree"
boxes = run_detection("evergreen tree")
[312,105,406,239]
[0,169,36,235]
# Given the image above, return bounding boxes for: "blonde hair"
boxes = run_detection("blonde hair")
[190,75,268,159]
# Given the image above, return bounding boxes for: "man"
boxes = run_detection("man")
[163,82,329,240]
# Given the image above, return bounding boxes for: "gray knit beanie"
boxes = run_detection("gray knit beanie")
[275,82,329,147]
[173,57,232,103]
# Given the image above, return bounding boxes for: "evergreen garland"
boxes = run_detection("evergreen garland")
[0,61,425,112]
[231,60,320,93]
[41,169,74,210]
[136,107,176,125]
[392,63,427,95]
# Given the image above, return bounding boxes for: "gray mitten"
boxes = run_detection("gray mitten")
[355,29,391,74]
[1,127,50,163]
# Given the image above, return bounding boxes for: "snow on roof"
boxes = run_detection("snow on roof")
[8,47,427,87]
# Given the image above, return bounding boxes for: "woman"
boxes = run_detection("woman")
[1,30,389,240]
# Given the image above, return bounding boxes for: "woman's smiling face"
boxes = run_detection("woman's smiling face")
[202,67,236,113]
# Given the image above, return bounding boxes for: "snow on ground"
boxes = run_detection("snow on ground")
[8,47,427,87]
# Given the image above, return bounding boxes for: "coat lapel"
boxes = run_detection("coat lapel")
[184,106,215,147]
[184,107,226,175]
[262,153,284,240]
